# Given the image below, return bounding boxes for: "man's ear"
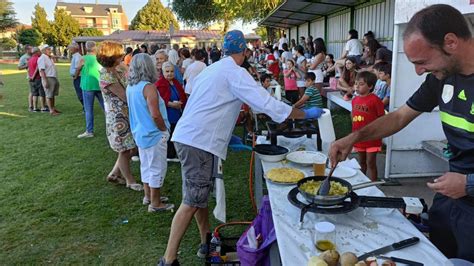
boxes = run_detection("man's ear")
[443,33,459,53]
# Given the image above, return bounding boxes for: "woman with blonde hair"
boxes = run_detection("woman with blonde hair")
[96,41,142,191]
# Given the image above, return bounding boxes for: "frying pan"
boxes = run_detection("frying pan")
[297,176,385,206]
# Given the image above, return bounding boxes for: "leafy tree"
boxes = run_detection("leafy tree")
[254,26,267,42]
[31,4,50,38]
[0,37,16,50]
[0,0,18,31]
[172,0,282,33]
[18,28,43,46]
[49,8,79,47]
[79,28,104,37]
[130,0,179,31]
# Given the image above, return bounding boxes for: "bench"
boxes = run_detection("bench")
[326,91,352,112]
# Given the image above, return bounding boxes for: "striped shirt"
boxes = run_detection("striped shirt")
[304,86,323,108]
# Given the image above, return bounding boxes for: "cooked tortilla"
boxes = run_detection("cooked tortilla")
[267,168,305,183]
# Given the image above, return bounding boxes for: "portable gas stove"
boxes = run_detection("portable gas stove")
[266,119,322,150]
[287,187,426,224]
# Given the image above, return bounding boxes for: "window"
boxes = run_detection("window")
[86,18,95,28]
[112,18,120,28]
[83,6,93,13]
[102,19,109,28]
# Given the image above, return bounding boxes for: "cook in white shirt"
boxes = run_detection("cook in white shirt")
[159,30,324,266]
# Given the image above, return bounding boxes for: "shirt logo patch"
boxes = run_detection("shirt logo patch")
[458,90,467,101]
[442,84,454,104]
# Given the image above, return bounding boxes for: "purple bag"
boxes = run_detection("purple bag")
[236,196,277,266]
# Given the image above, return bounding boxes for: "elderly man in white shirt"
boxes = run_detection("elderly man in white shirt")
[183,49,207,95]
[68,42,84,109]
[168,43,179,66]
[38,44,60,115]
[158,30,324,266]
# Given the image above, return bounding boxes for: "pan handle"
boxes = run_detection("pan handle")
[352,180,386,190]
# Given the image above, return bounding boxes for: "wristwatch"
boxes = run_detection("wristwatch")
[466,173,474,196]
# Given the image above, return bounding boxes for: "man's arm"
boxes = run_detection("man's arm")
[329,104,421,166]
[74,58,84,79]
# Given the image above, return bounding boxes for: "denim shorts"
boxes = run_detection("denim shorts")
[175,142,214,208]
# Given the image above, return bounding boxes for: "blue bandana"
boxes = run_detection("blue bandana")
[223,30,247,56]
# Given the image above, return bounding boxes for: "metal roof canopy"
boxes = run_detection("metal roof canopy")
[259,0,369,29]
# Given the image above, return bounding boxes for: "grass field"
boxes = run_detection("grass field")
[0,62,351,265]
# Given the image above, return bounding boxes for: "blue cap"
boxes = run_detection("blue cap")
[223,30,247,56]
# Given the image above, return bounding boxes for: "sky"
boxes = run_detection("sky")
[11,0,257,33]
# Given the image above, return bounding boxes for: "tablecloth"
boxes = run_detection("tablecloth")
[256,136,450,265]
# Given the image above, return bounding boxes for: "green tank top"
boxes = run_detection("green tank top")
[80,54,101,91]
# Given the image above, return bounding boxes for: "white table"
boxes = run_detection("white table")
[254,136,449,266]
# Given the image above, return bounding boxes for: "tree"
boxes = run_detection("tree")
[49,8,79,47]
[31,4,50,38]
[0,37,16,50]
[254,27,267,43]
[18,28,43,46]
[172,0,282,33]
[79,28,104,37]
[0,0,18,32]
[130,0,179,31]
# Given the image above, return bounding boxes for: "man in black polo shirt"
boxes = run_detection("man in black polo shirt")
[329,4,474,262]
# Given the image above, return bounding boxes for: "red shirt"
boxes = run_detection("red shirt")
[28,54,41,80]
[352,93,385,148]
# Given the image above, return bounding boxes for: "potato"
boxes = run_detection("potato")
[307,256,328,266]
[354,262,367,266]
[319,250,340,266]
[365,256,377,266]
[381,260,396,266]
[340,252,358,266]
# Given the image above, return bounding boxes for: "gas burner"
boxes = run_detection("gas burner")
[287,187,421,224]
[266,120,321,149]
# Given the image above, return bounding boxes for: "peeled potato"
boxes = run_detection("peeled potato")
[354,261,367,266]
[307,256,328,266]
[381,260,396,266]
[319,250,340,266]
[340,252,358,266]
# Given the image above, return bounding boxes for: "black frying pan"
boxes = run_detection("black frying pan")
[297,176,385,206]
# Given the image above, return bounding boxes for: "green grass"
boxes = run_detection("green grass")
[0,63,351,265]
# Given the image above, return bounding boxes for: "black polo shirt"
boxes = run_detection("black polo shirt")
[407,73,474,174]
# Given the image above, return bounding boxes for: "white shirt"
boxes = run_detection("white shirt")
[344,39,363,56]
[70,52,82,76]
[278,37,288,50]
[168,49,179,65]
[172,56,292,159]
[182,58,193,70]
[38,54,57,78]
[183,60,207,94]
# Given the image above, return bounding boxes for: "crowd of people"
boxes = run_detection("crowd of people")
[12,4,474,264]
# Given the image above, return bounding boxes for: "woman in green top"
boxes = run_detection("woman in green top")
[77,41,104,138]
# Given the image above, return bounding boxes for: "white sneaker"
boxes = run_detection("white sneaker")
[131,156,140,162]
[77,132,94,138]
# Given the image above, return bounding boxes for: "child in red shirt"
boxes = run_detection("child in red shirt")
[352,71,385,181]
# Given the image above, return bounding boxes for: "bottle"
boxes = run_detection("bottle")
[314,221,336,251]
[209,232,222,263]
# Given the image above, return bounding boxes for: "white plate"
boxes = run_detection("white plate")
[325,166,357,178]
[286,151,327,165]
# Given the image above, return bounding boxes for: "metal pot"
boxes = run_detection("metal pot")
[297,176,385,206]
[254,144,289,162]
